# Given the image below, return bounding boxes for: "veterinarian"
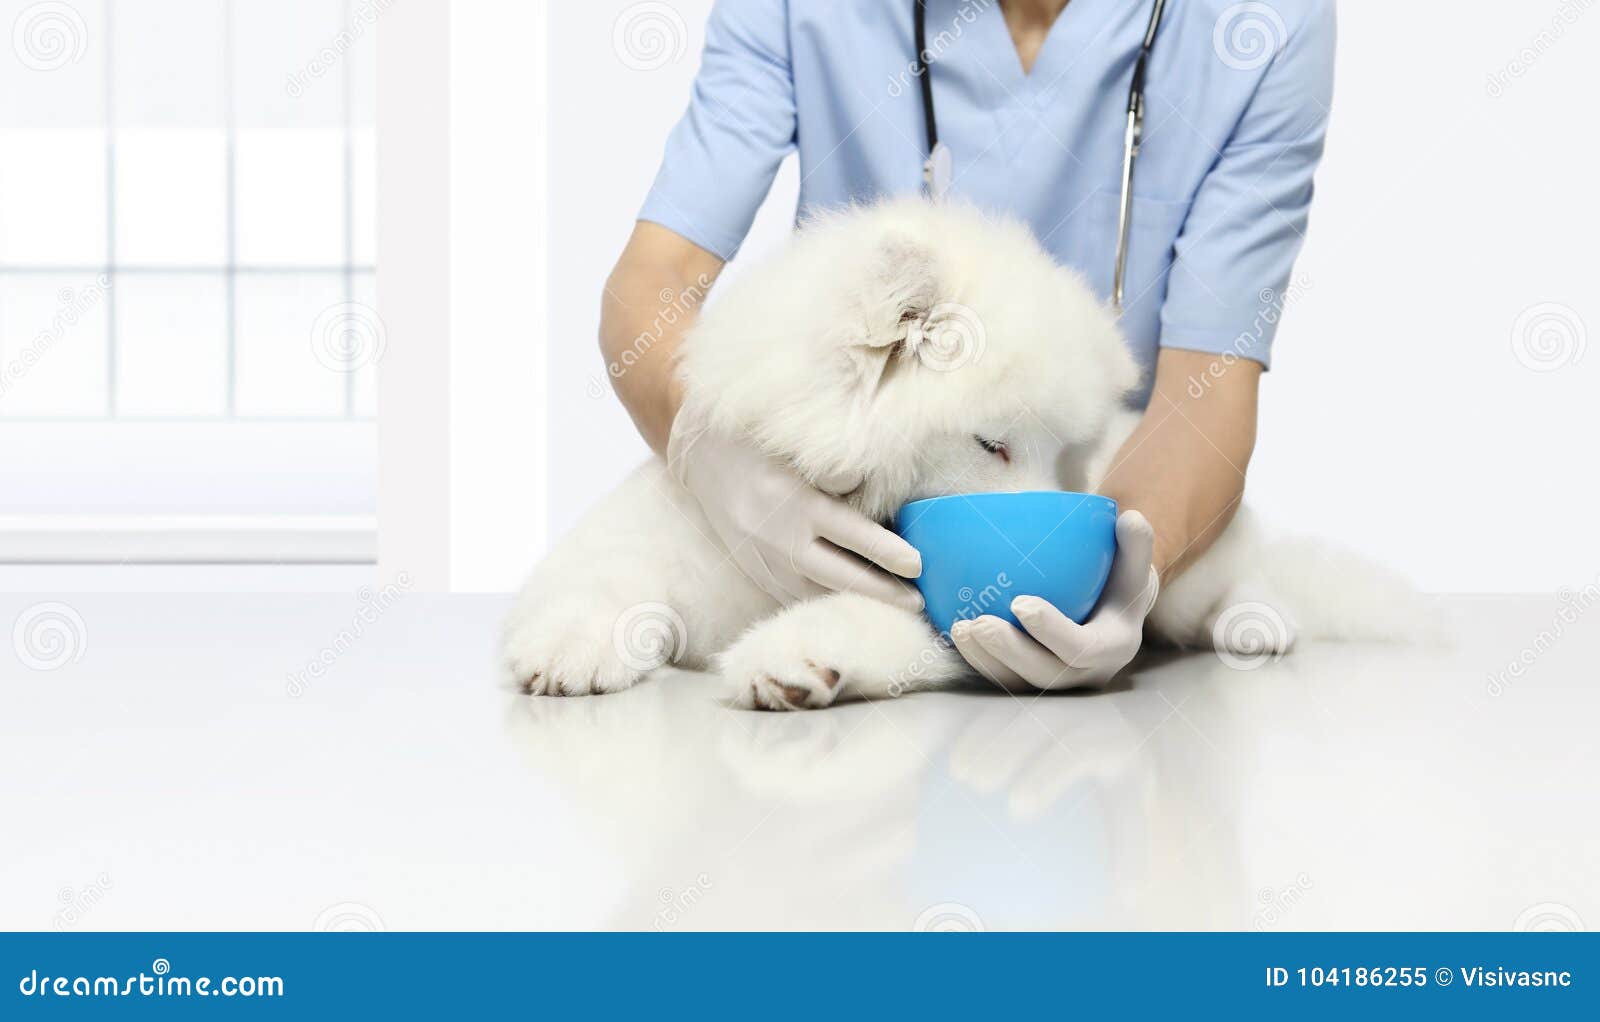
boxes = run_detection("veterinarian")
[601,0,1333,689]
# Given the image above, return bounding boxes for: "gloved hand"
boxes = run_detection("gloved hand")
[950,511,1158,690]
[667,418,924,612]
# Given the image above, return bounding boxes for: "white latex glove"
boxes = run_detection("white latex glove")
[950,511,1158,690]
[667,419,924,612]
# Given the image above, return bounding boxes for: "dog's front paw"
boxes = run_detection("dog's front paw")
[727,655,843,712]
[502,602,683,697]
[717,604,850,711]
[502,625,644,696]
[717,592,961,710]
[719,622,842,711]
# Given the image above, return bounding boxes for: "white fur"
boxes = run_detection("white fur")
[503,200,1413,708]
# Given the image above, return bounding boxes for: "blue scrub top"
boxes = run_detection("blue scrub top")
[639,0,1335,403]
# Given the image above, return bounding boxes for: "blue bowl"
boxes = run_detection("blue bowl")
[894,491,1118,636]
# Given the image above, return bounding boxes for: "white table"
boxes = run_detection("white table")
[2,592,1592,931]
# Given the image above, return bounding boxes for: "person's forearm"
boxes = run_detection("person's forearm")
[599,222,724,454]
[1097,349,1260,583]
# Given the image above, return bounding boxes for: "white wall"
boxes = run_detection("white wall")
[378,0,546,592]
[446,0,548,591]
[1248,2,1599,593]
[541,1,1599,593]
[546,1,799,540]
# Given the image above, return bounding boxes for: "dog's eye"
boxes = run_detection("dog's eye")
[974,436,1010,463]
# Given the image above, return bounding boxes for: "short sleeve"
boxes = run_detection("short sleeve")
[1159,1,1336,368]
[637,0,796,260]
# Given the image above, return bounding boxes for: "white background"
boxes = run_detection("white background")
[546,3,801,541]
[545,1,1599,594]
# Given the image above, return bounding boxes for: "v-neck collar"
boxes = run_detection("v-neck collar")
[987,0,1101,90]
[970,0,1101,159]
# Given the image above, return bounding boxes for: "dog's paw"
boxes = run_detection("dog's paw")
[501,616,646,697]
[727,657,843,711]
[716,592,961,710]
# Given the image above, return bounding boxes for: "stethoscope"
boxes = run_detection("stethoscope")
[913,0,1168,314]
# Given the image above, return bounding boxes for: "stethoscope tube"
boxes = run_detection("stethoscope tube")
[913,0,1167,315]
[914,0,938,156]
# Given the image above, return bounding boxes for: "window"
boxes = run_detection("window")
[0,0,377,560]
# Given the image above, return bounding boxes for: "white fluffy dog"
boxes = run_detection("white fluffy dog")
[503,200,1405,709]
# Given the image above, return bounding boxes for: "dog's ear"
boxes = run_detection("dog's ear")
[839,232,941,394]
[871,232,940,333]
